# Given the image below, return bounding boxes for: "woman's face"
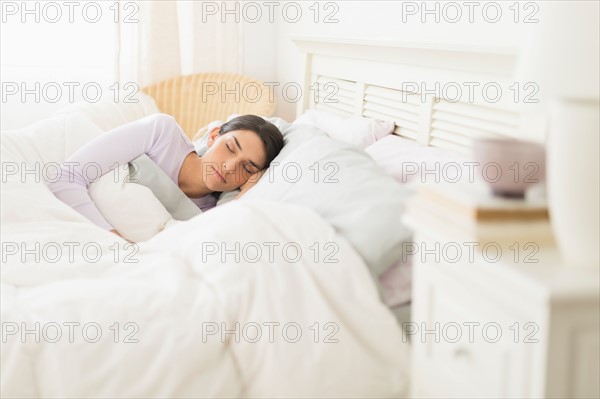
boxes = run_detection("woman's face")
[202,128,266,192]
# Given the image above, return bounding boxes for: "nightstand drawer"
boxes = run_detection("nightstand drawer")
[412,262,535,398]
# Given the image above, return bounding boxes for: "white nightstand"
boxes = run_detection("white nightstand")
[403,209,600,398]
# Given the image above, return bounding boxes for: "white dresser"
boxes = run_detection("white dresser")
[403,211,600,398]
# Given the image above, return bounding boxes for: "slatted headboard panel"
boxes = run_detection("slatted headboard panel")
[313,76,357,116]
[293,37,545,155]
[363,85,422,141]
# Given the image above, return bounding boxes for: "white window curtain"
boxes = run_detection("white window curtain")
[115,0,243,88]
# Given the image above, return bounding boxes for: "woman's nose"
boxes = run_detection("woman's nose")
[223,160,236,173]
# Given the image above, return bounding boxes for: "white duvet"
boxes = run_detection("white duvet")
[0,98,409,398]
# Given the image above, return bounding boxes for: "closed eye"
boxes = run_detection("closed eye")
[228,139,257,173]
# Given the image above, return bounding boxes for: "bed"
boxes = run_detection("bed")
[0,36,537,398]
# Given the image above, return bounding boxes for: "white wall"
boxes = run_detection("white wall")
[1,1,116,130]
[1,0,547,128]
[270,0,540,120]
[241,15,277,83]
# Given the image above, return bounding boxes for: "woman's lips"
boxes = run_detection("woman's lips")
[212,166,226,183]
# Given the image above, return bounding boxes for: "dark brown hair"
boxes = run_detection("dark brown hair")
[219,115,284,169]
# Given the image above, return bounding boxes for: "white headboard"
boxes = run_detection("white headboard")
[292,36,545,155]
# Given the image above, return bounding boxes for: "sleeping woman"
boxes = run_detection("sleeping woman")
[47,113,284,239]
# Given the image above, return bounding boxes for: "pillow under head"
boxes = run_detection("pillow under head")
[240,123,412,276]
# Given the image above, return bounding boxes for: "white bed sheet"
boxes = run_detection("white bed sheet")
[0,101,410,398]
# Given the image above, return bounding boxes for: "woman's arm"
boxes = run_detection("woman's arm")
[47,113,181,230]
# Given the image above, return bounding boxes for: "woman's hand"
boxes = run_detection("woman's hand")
[235,169,266,199]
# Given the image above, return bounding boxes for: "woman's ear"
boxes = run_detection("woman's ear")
[207,126,221,147]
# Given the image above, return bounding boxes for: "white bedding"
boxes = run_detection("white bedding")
[0,100,409,398]
[365,134,472,185]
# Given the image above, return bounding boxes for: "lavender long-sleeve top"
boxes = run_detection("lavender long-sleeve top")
[47,113,217,230]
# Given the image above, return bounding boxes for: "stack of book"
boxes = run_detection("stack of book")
[403,181,555,246]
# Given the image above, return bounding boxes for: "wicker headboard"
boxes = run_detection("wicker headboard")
[142,72,276,140]
[292,36,546,156]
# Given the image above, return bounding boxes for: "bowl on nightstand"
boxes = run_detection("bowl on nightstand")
[473,138,546,199]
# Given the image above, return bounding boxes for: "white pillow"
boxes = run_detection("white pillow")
[241,123,413,276]
[293,109,394,149]
[88,165,180,242]
[365,135,473,185]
